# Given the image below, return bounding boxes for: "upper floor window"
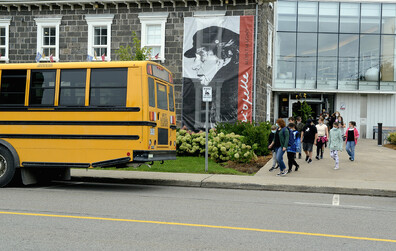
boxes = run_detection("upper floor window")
[0,17,11,63]
[85,15,114,61]
[34,17,62,62]
[138,12,168,62]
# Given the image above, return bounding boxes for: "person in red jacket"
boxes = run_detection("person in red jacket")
[345,121,359,161]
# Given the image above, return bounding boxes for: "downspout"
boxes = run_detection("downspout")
[253,3,259,122]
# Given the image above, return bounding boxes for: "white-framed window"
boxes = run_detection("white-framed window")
[85,14,114,61]
[138,12,168,63]
[0,17,11,63]
[267,21,274,68]
[34,17,62,62]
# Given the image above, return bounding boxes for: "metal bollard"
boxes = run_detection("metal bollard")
[378,123,383,146]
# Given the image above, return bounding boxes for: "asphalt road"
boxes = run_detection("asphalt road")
[1,182,396,250]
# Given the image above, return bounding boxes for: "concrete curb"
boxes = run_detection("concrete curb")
[71,175,396,197]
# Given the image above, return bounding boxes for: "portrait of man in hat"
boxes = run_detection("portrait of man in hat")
[182,25,240,130]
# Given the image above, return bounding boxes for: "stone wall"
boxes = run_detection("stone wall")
[0,0,273,125]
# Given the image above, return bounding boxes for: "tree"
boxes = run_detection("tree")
[292,93,314,123]
[115,31,152,61]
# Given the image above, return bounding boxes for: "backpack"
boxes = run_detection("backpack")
[282,127,295,147]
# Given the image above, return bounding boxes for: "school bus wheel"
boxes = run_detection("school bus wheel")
[0,146,16,188]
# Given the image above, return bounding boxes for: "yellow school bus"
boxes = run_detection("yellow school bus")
[0,61,176,187]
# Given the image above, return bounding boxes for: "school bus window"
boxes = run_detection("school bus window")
[29,70,56,106]
[169,86,174,112]
[59,69,86,106]
[0,70,27,105]
[90,68,127,107]
[156,83,168,110]
[148,77,155,107]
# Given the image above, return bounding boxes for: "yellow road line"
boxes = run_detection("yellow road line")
[1,211,395,243]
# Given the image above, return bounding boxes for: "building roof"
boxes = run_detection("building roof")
[0,0,261,11]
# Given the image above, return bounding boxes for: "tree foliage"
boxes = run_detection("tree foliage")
[115,31,152,61]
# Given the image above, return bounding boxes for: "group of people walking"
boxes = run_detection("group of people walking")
[268,112,360,176]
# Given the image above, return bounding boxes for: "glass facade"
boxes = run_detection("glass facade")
[275,1,396,92]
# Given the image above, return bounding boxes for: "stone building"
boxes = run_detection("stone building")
[0,0,274,127]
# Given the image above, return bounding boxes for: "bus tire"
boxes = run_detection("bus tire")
[0,147,16,188]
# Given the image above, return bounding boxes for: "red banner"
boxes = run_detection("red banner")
[237,16,254,122]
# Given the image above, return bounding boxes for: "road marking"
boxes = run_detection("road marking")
[294,202,372,209]
[332,194,340,206]
[0,211,394,243]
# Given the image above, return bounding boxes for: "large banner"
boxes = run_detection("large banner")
[182,16,254,131]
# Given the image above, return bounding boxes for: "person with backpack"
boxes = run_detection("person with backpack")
[286,123,300,173]
[268,118,289,176]
[301,119,318,164]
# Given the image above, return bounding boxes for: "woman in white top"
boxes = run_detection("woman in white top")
[315,117,329,160]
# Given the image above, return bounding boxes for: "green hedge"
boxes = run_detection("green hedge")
[215,121,272,156]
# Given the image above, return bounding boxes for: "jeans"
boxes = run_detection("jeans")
[346,141,356,160]
[275,147,287,172]
[272,151,278,168]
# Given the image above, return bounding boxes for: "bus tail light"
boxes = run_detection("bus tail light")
[150,111,157,121]
[170,115,176,125]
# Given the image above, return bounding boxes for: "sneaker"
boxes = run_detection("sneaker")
[315,156,320,160]
[269,167,275,172]
[320,154,323,159]
[288,169,292,173]
[349,157,352,161]
[295,165,299,171]
[305,156,309,162]
[281,170,288,176]
[308,159,312,164]
[276,172,282,176]
[298,153,302,159]
[351,158,354,161]
[334,166,339,170]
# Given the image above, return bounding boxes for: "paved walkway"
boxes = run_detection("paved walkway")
[71,139,396,197]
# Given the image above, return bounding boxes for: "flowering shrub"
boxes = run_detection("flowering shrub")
[176,128,257,163]
[388,132,396,145]
[216,121,271,156]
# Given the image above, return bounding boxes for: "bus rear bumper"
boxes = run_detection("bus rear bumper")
[133,150,176,162]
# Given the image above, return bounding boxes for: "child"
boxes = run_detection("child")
[296,116,304,159]
[328,122,343,170]
[286,123,300,173]
[345,121,359,161]
[268,125,279,171]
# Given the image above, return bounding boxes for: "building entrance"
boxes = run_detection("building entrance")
[277,93,335,122]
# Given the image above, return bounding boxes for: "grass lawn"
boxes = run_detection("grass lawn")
[95,156,249,175]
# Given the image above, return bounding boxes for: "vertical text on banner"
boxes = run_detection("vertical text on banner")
[237,16,254,122]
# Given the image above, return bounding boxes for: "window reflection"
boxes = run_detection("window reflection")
[275,32,296,88]
[359,35,380,90]
[317,34,338,90]
[382,4,396,34]
[338,34,359,90]
[340,3,360,33]
[361,3,380,34]
[319,2,339,33]
[381,35,396,91]
[277,1,297,32]
[298,2,318,32]
[296,33,317,89]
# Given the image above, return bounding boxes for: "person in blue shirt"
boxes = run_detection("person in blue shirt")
[287,123,301,173]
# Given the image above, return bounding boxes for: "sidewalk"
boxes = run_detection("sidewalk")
[71,139,396,197]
